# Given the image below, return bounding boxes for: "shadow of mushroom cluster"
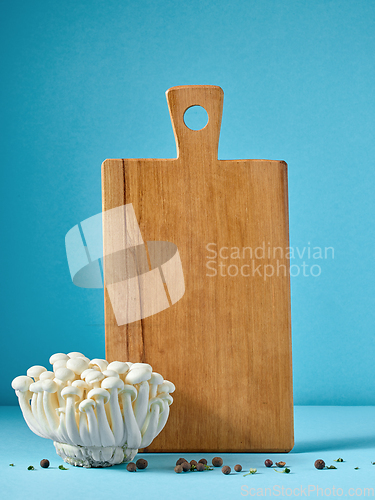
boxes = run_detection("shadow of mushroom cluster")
[11,352,174,467]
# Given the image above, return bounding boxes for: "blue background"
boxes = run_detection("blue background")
[1,0,374,405]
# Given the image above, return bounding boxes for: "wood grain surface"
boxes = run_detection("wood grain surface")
[102,85,293,452]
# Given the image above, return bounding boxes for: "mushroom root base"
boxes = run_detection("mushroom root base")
[54,442,138,468]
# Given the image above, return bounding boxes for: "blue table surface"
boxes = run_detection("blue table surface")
[0,406,374,500]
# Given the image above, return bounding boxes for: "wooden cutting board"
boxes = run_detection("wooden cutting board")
[102,85,293,452]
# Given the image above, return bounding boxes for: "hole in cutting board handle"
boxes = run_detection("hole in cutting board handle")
[183,105,209,131]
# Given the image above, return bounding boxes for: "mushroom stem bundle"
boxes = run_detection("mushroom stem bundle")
[11,353,175,468]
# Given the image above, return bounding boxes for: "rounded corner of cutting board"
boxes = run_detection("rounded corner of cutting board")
[101,158,113,169]
[285,442,295,453]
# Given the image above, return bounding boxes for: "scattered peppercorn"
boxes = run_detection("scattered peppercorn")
[265,459,273,467]
[314,459,325,470]
[275,461,286,468]
[127,462,137,472]
[196,463,205,472]
[190,460,198,466]
[40,459,50,469]
[136,458,148,470]
[212,457,223,467]
[176,458,187,466]
[182,461,191,472]
[222,465,231,475]
[234,464,242,472]
[27,465,35,470]
[198,458,207,465]
[174,465,183,473]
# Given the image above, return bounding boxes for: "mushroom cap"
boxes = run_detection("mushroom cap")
[119,384,137,403]
[29,380,44,393]
[87,388,110,404]
[86,371,105,385]
[79,398,96,412]
[129,362,152,372]
[61,385,82,400]
[66,357,89,375]
[102,369,119,378]
[101,376,125,391]
[49,353,69,365]
[159,381,175,394]
[89,359,109,371]
[125,367,152,385]
[27,366,47,379]
[72,380,89,391]
[11,375,33,392]
[149,372,164,385]
[53,359,67,371]
[39,371,55,381]
[163,394,174,406]
[67,352,85,358]
[77,356,91,364]
[81,368,98,380]
[41,379,58,393]
[54,367,75,383]
[67,353,91,364]
[106,361,130,374]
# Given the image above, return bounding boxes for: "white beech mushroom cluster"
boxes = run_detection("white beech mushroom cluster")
[11,352,174,467]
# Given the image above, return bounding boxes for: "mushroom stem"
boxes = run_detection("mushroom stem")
[42,390,62,441]
[78,411,92,447]
[140,398,164,448]
[108,389,124,445]
[30,392,39,425]
[150,384,158,399]
[155,396,172,437]
[36,389,53,438]
[101,378,126,445]
[83,404,101,447]
[95,399,115,447]
[54,380,65,407]
[15,391,46,438]
[29,384,52,439]
[134,381,149,430]
[120,392,142,449]
[64,396,83,446]
[148,372,164,400]
[87,388,115,447]
[56,408,71,445]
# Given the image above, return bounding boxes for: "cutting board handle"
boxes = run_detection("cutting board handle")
[166,85,224,160]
